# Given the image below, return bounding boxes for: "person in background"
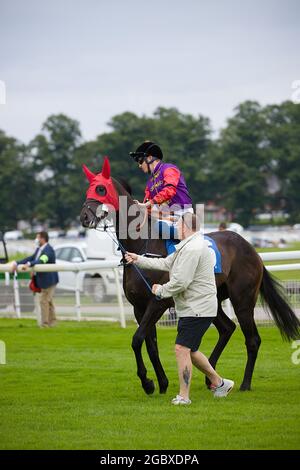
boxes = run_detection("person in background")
[11,231,59,328]
[218,222,227,231]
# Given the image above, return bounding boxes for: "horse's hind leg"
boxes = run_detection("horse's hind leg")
[205,301,236,388]
[145,326,169,394]
[233,306,261,391]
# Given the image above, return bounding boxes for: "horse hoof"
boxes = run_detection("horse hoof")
[159,380,169,394]
[205,378,211,389]
[143,379,155,395]
[239,384,251,391]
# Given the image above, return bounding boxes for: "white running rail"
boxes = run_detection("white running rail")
[1,251,300,326]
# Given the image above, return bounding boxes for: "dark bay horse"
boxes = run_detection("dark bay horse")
[80,157,300,393]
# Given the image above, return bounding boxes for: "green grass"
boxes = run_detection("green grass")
[0,320,299,450]
[256,241,300,252]
[267,271,300,281]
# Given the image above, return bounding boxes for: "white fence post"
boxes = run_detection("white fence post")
[4,272,10,286]
[113,268,126,328]
[33,293,42,326]
[13,272,21,318]
[0,340,6,365]
[75,272,81,321]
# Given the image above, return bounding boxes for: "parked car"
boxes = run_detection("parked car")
[48,229,65,239]
[54,229,123,302]
[251,237,275,248]
[4,230,23,240]
[65,228,81,238]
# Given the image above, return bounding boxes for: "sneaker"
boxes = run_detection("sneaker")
[212,378,234,397]
[171,395,191,405]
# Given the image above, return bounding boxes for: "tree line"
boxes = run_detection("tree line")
[0,100,299,230]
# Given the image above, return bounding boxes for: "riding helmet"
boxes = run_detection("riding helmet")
[130,141,163,162]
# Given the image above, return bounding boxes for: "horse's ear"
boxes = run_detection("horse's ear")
[101,156,111,179]
[82,164,96,183]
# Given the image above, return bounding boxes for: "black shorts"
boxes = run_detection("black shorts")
[175,317,214,352]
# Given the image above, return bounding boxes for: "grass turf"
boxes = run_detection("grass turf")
[0,320,299,450]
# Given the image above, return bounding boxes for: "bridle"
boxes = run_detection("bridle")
[83,198,160,298]
[81,200,110,229]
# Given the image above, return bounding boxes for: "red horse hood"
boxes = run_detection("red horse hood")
[82,156,119,210]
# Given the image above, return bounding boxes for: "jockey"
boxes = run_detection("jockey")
[130,141,194,254]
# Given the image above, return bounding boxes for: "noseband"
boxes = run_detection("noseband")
[82,200,109,228]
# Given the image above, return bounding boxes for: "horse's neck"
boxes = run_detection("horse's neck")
[113,181,165,255]
[113,190,146,253]
[115,208,148,254]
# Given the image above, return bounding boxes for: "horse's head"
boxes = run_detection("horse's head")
[80,156,119,228]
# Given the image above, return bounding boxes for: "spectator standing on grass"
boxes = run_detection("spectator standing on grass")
[11,231,59,328]
[125,213,234,405]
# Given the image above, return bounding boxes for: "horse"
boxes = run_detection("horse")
[80,157,300,393]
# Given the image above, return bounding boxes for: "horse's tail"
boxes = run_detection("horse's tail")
[260,266,300,341]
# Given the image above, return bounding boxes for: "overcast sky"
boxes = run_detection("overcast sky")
[1,0,299,143]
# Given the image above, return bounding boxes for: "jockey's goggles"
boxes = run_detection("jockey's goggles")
[129,152,148,165]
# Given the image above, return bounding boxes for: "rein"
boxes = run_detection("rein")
[85,189,163,300]
[97,223,159,298]
[136,204,149,231]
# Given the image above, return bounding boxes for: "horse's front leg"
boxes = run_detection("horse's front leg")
[145,326,169,394]
[132,299,170,395]
[132,306,156,395]
[144,297,172,393]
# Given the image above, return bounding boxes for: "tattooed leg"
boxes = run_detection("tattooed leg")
[191,350,221,387]
[175,344,192,400]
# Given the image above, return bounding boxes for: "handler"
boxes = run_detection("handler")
[125,213,234,405]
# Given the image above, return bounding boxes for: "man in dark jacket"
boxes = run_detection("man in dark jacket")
[12,231,59,327]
